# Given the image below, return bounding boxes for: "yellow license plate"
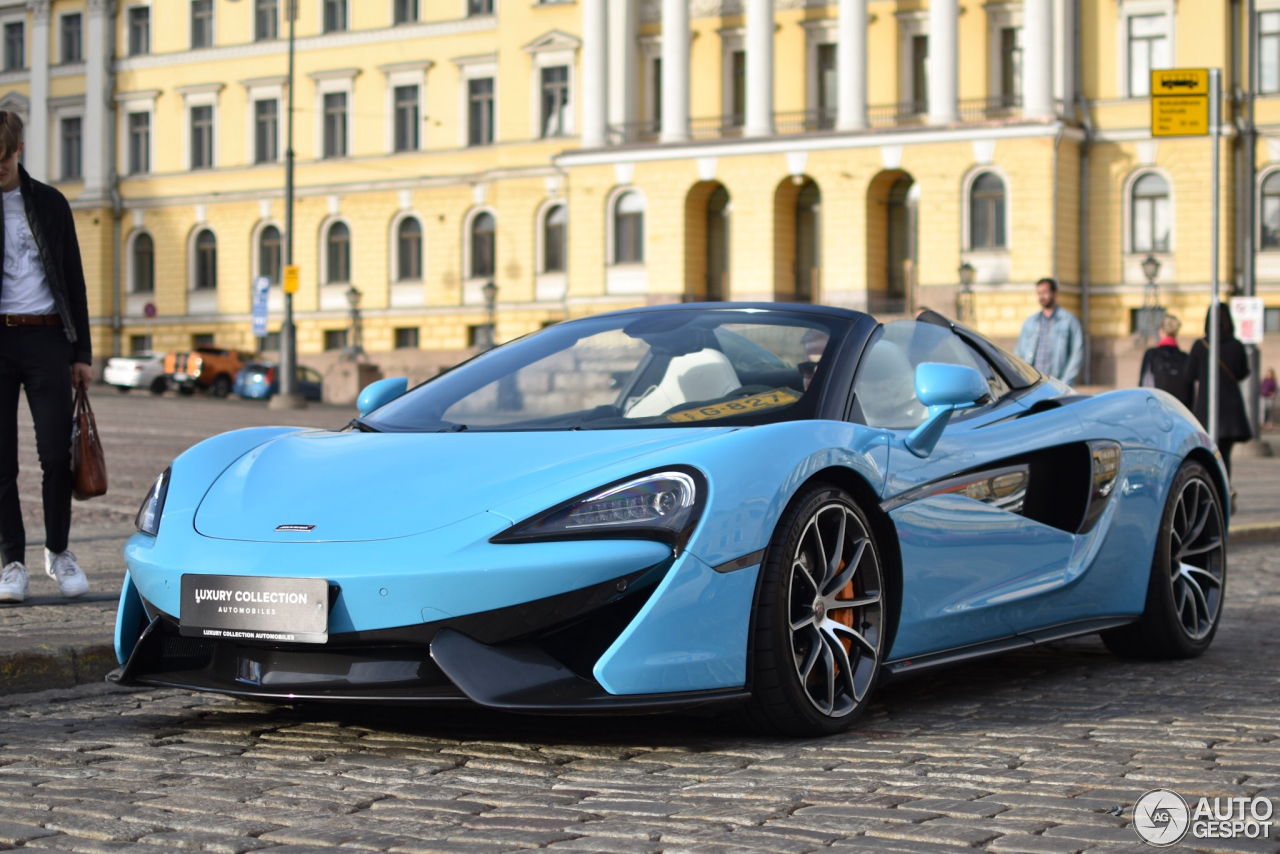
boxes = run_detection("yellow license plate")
[667,389,801,423]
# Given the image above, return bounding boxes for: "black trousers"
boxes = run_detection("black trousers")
[0,326,74,566]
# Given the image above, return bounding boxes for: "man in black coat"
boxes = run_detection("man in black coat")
[0,111,92,603]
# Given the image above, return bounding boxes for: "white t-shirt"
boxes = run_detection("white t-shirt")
[0,187,54,315]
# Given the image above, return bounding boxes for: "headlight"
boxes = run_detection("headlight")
[135,468,171,536]
[491,468,705,550]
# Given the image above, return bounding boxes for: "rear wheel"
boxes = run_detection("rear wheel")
[115,385,130,394]
[1102,461,1226,659]
[177,384,195,396]
[149,377,166,395]
[210,375,232,398]
[742,484,887,736]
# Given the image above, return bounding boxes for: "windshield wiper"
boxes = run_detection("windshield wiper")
[346,418,381,433]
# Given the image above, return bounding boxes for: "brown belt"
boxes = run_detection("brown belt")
[3,314,62,328]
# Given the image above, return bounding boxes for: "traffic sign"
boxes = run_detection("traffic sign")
[1151,69,1209,137]
[283,265,300,294]
[143,302,156,319]
[1231,296,1265,345]
[252,276,271,338]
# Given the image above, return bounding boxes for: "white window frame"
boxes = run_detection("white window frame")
[0,9,25,73]
[605,185,648,296]
[896,10,928,110]
[178,83,224,170]
[49,96,85,183]
[389,211,427,307]
[125,228,155,298]
[960,165,1012,284]
[187,225,220,318]
[1256,164,1280,282]
[1116,0,1175,100]
[242,76,286,166]
[189,0,216,50]
[319,215,354,286]
[801,20,838,117]
[1257,0,1280,96]
[466,0,497,19]
[534,197,568,301]
[717,27,745,127]
[123,2,151,57]
[58,11,84,65]
[251,218,285,287]
[321,0,350,34]
[984,3,1023,104]
[461,205,497,305]
[640,35,662,128]
[310,69,358,160]
[1121,167,1176,284]
[455,53,498,147]
[115,90,159,177]
[524,31,579,140]
[391,0,420,25]
[380,61,431,154]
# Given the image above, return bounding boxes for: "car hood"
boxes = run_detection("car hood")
[193,428,731,542]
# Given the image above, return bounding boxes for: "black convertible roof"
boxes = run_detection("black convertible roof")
[585,302,872,323]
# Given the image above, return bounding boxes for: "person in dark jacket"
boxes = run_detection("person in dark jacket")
[1138,314,1194,409]
[1188,304,1251,476]
[0,111,92,603]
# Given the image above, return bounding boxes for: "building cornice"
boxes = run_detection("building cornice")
[112,16,496,74]
[239,75,289,89]
[175,83,226,97]
[114,89,161,103]
[307,67,361,82]
[377,60,434,75]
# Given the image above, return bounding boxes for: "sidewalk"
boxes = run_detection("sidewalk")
[3,394,1280,696]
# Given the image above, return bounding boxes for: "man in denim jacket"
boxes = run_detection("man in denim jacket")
[1014,278,1084,387]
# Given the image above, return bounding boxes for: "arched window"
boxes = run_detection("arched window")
[132,232,154,293]
[259,225,282,284]
[968,172,1006,250]
[326,221,350,283]
[194,229,217,290]
[1262,171,1280,249]
[1131,172,1171,253]
[794,180,820,303]
[397,217,422,280]
[543,204,567,273]
[613,191,645,264]
[471,212,495,278]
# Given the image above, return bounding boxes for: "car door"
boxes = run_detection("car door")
[851,321,1084,661]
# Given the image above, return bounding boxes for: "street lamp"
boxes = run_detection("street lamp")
[1140,253,1164,346]
[956,261,977,326]
[481,280,498,350]
[270,0,305,410]
[343,285,364,360]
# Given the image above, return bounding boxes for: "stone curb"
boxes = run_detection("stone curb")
[1227,521,1280,545]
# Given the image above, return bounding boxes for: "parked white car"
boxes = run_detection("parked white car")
[103,352,168,394]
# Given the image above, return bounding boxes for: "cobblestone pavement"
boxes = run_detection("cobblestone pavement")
[0,542,1274,854]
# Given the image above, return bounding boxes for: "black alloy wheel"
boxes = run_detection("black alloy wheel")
[210,375,233,398]
[1103,460,1226,659]
[742,484,887,736]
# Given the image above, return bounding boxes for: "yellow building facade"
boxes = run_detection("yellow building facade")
[3,0,1272,384]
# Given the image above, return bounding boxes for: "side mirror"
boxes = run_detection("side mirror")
[357,377,408,417]
[904,363,987,458]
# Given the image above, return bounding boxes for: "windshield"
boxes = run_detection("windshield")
[365,309,850,432]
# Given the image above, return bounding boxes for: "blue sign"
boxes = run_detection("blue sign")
[251,277,270,338]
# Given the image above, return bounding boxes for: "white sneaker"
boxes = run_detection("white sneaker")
[0,562,29,603]
[44,549,89,598]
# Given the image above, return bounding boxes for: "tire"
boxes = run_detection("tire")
[210,375,232,398]
[115,385,130,394]
[741,484,888,737]
[177,385,195,396]
[1102,460,1227,660]
[150,377,167,395]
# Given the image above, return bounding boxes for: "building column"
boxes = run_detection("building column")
[82,0,111,199]
[1022,0,1053,119]
[836,0,866,131]
[581,0,609,148]
[608,0,637,131]
[25,1,50,181]
[660,0,689,143]
[927,0,958,125]
[745,0,774,137]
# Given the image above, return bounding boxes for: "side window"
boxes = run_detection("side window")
[852,321,1003,429]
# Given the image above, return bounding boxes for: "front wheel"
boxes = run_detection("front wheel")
[149,377,166,395]
[742,484,887,736]
[1102,461,1226,659]
[210,375,232,398]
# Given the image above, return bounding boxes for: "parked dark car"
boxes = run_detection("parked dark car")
[233,363,324,402]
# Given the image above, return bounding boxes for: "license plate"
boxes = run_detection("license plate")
[180,574,328,644]
[173,372,189,382]
[667,389,801,423]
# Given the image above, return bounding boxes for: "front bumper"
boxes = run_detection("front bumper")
[111,559,752,713]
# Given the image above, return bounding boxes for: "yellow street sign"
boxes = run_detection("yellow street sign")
[1152,68,1209,96]
[1151,69,1210,137]
[283,264,300,294]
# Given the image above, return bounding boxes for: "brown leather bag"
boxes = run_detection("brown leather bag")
[70,387,108,500]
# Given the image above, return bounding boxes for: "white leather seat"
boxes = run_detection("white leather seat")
[625,348,742,418]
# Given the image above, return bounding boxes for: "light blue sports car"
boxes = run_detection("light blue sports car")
[112,304,1228,736]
